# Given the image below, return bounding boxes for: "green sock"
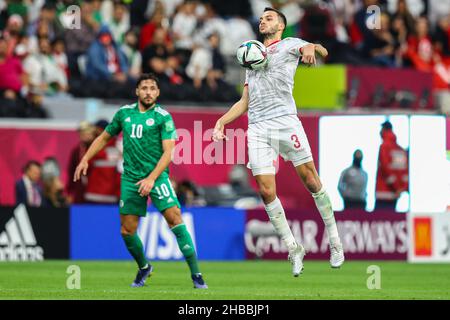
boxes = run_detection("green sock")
[122,233,148,269]
[172,223,200,275]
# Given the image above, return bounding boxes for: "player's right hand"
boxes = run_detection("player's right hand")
[212,121,228,142]
[73,160,89,182]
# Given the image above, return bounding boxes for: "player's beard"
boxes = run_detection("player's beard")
[139,97,156,110]
[260,24,280,42]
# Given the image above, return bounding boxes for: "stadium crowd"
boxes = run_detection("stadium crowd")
[0,0,449,118]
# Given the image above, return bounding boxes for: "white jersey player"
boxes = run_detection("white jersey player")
[213,7,345,276]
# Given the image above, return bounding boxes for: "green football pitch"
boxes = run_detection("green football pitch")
[0,261,449,300]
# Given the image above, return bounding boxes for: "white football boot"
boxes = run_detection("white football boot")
[330,242,345,268]
[288,244,306,277]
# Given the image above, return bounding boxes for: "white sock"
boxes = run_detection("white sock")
[264,197,298,252]
[312,187,340,246]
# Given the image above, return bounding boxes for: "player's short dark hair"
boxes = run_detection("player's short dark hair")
[23,160,41,173]
[264,7,287,31]
[136,73,160,88]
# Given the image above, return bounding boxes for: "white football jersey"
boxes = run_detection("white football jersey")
[245,37,310,124]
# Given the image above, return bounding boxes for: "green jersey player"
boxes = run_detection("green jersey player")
[74,73,207,289]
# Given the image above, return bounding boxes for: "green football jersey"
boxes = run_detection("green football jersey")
[105,102,177,180]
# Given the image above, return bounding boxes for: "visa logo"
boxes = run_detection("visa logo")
[138,212,196,260]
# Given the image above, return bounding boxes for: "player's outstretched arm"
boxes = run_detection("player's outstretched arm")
[73,131,112,182]
[212,86,249,141]
[314,44,328,58]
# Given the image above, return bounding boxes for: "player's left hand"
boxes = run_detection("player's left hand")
[136,178,155,197]
[301,44,316,65]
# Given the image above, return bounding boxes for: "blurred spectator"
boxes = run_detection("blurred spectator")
[300,1,336,44]
[129,0,156,27]
[176,179,206,207]
[390,15,408,66]
[375,121,409,211]
[41,157,68,208]
[66,121,95,204]
[85,119,121,204]
[25,87,48,118]
[15,160,42,207]
[83,25,136,99]
[363,13,396,67]
[221,16,256,57]
[0,32,28,117]
[91,0,103,25]
[428,0,450,27]
[3,14,24,57]
[64,0,99,77]
[139,0,169,51]
[121,28,142,79]
[141,27,183,85]
[209,0,252,18]
[390,0,415,36]
[85,25,129,82]
[23,36,68,95]
[433,15,450,58]
[41,156,61,182]
[172,0,198,52]
[102,0,130,44]
[406,16,450,89]
[338,149,368,210]
[52,37,68,77]
[27,2,63,43]
[28,16,51,54]
[228,164,258,198]
[186,32,238,101]
[350,0,379,50]
[42,176,69,208]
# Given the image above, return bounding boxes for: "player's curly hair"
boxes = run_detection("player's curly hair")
[136,73,160,88]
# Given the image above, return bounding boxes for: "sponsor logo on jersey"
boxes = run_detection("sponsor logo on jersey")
[0,204,44,261]
[165,120,174,131]
[146,119,155,126]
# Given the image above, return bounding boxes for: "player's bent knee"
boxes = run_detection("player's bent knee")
[164,207,183,228]
[258,185,276,203]
[120,226,135,237]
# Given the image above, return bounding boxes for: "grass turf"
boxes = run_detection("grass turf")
[0,260,449,300]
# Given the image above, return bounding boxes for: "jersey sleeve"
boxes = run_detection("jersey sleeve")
[105,110,122,136]
[287,38,311,57]
[161,113,178,140]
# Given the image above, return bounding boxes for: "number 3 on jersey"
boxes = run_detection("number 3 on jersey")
[130,124,143,138]
[291,134,301,149]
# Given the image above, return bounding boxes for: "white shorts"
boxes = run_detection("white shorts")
[247,115,313,176]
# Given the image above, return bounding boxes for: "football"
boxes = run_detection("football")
[236,40,268,70]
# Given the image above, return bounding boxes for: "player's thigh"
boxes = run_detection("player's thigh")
[120,176,148,217]
[149,176,181,214]
[279,118,313,168]
[247,127,278,176]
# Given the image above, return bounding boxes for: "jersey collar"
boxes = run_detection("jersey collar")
[266,39,281,48]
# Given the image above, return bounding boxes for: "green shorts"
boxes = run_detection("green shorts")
[120,175,180,216]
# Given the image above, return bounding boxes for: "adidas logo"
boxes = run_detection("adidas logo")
[125,117,131,122]
[182,244,191,251]
[0,204,44,261]
[167,198,174,203]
